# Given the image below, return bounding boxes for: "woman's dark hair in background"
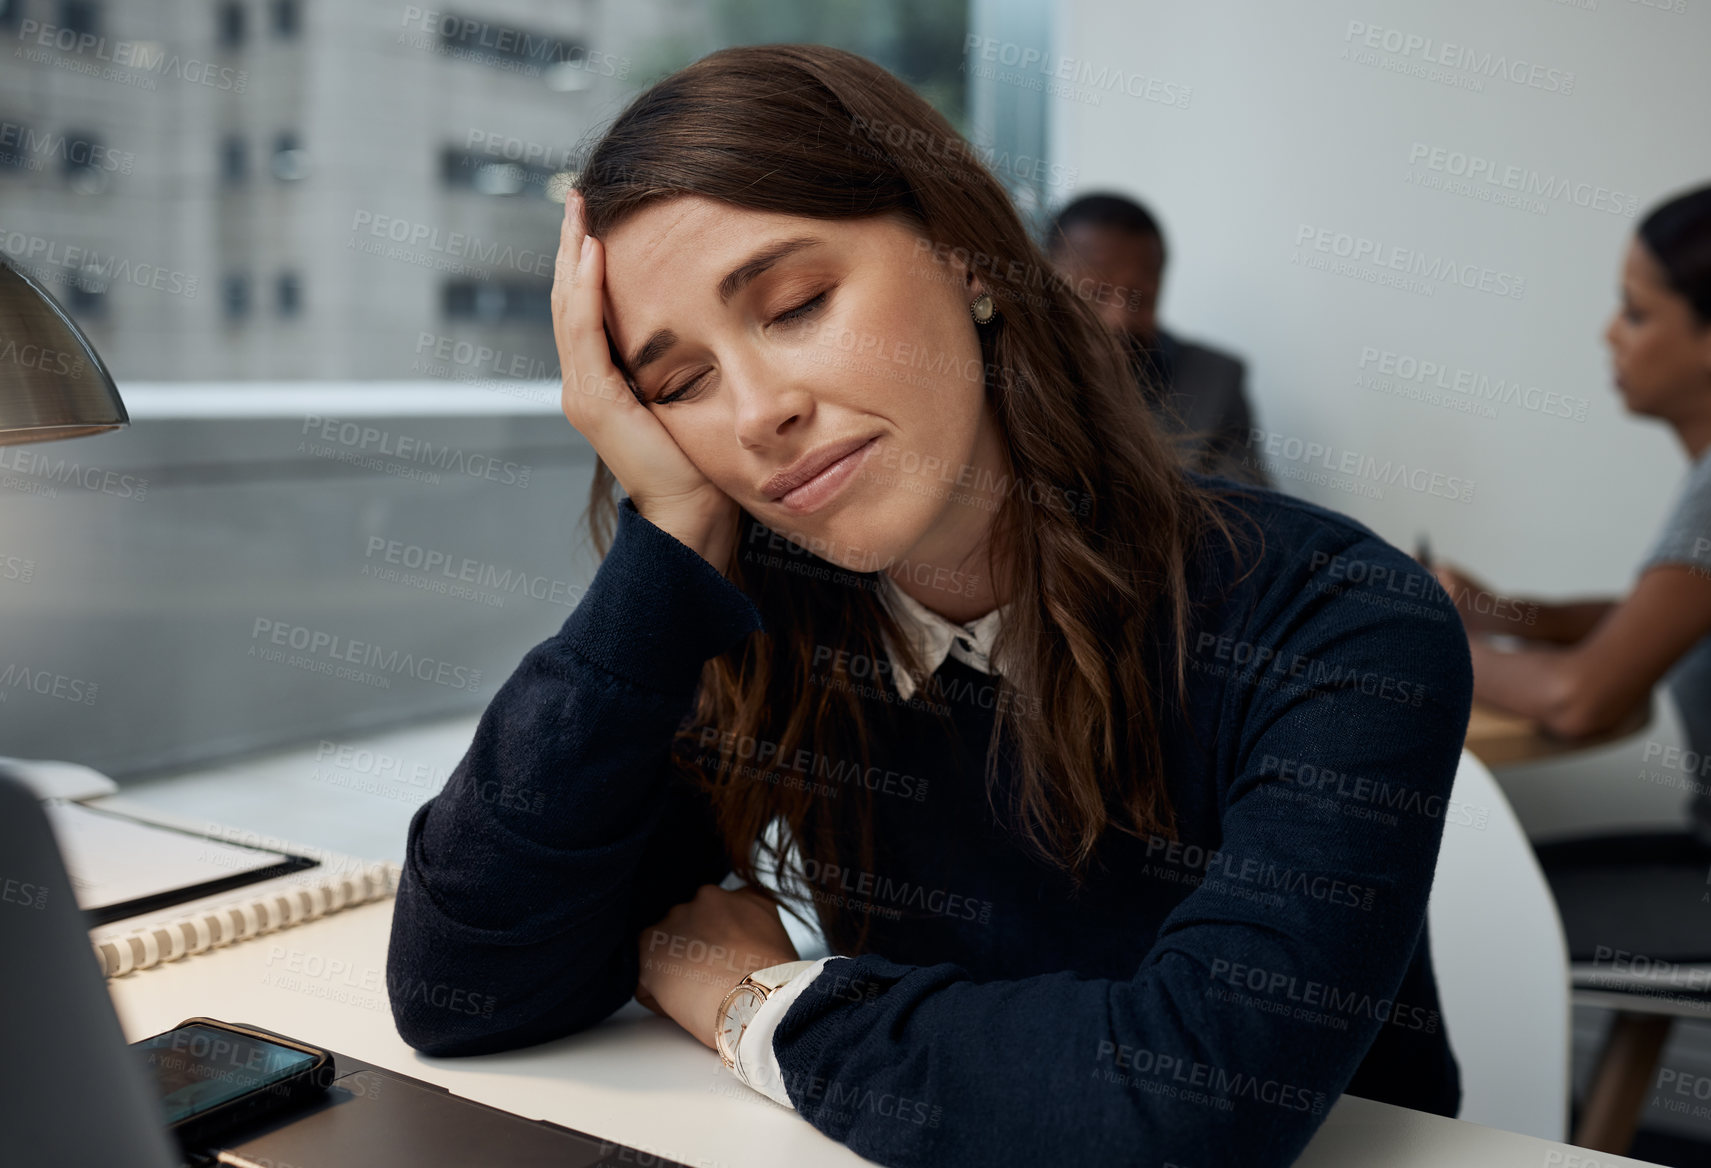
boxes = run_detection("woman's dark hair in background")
[573,44,1256,955]
[1638,183,1711,325]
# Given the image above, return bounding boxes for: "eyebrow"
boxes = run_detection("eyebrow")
[623,236,823,376]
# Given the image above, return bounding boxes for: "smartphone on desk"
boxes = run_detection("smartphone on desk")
[131,1017,335,1156]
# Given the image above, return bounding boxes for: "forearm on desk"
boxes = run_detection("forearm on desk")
[753,558,1473,1168]
[1466,636,1576,729]
[763,876,1437,1168]
[1467,623,1645,739]
[1507,598,1614,645]
[387,499,763,1056]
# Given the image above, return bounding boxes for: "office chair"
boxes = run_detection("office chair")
[1532,817,1711,1154]
[1427,749,1572,1141]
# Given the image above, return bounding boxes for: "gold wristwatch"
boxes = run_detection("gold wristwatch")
[714,959,818,1079]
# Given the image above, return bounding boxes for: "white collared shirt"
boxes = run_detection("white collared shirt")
[730,574,1010,1108]
[874,572,1011,701]
[731,955,840,1107]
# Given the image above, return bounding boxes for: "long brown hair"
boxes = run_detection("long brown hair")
[575,44,1258,955]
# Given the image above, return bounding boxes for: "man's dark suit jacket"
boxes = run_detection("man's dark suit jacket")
[1132,327,1269,488]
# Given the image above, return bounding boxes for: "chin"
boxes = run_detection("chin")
[826,499,940,575]
[746,503,910,577]
[1616,381,1664,417]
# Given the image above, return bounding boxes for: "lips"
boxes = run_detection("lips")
[762,433,881,501]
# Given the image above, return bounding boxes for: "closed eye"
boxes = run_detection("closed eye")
[652,289,833,405]
[771,289,829,326]
[653,374,708,406]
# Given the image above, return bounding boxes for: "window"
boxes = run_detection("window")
[442,279,550,325]
[271,0,299,38]
[61,129,108,194]
[271,131,308,181]
[0,119,31,172]
[276,271,301,317]
[435,11,586,83]
[439,147,560,200]
[217,2,246,48]
[0,0,1004,837]
[221,272,250,320]
[219,135,248,184]
[58,0,96,38]
[4,0,975,383]
[65,263,107,317]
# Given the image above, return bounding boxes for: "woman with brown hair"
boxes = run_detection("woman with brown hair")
[386,44,1474,1168]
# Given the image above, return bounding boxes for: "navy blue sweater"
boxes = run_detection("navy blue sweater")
[386,475,1475,1168]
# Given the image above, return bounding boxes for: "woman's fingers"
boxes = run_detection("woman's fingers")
[634,982,668,1018]
[552,193,628,427]
[1433,564,1497,632]
[544,191,737,559]
[550,194,583,410]
[1432,565,1464,604]
[571,230,630,412]
[550,191,582,341]
[1434,563,1475,598]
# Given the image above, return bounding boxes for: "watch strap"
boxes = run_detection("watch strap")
[743,958,819,995]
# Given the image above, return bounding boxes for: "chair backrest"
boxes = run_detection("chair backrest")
[1426,749,1571,1140]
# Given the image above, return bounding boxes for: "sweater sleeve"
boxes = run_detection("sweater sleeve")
[386,497,763,1056]
[766,533,1474,1168]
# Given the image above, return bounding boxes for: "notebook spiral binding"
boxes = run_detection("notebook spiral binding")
[92,860,401,979]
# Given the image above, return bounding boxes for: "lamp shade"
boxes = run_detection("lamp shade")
[0,257,127,445]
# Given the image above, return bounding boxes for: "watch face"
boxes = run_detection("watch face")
[716,986,765,1065]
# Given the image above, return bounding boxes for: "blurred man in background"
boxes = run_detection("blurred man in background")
[1046,193,1268,487]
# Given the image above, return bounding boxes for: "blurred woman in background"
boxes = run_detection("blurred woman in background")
[1433,183,1711,848]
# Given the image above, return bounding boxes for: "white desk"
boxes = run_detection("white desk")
[105,899,1668,1168]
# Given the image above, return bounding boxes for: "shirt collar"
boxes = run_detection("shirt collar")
[875,574,1009,701]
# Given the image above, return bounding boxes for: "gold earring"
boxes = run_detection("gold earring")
[970,291,997,324]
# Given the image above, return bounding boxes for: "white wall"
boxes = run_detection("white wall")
[1043,10,1711,1136]
[1049,0,1711,599]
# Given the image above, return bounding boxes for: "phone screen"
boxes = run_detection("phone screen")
[133,1023,317,1125]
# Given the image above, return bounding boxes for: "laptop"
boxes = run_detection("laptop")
[0,771,696,1167]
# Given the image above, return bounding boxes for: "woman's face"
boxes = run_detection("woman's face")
[1604,237,1711,417]
[598,195,1005,578]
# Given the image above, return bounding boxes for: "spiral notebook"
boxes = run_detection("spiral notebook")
[45,797,400,980]
[46,800,321,926]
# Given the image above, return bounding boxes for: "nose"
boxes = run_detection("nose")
[728,351,813,450]
[1602,312,1621,352]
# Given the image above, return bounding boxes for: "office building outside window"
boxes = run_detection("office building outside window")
[220,136,248,185]
[272,0,300,39]
[277,271,302,318]
[58,0,97,38]
[216,1,245,48]
[272,131,308,181]
[0,0,978,379]
[222,273,251,321]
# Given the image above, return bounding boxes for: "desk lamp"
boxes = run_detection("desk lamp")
[0,256,128,444]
